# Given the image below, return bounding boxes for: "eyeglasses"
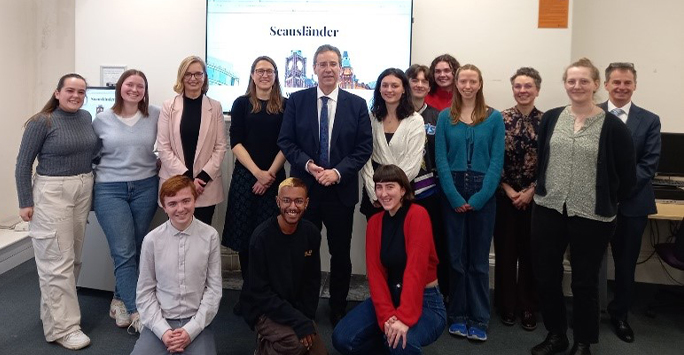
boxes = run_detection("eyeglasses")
[254,69,275,77]
[279,197,306,206]
[184,72,205,80]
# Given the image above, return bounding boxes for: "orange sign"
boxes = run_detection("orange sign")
[539,0,569,28]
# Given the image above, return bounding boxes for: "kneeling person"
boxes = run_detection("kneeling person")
[131,175,222,355]
[241,177,327,354]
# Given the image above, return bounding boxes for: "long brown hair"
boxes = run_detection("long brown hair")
[449,64,488,125]
[112,69,150,117]
[25,73,87,127]
[246,56,284,114]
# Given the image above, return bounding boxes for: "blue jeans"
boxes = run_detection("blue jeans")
[93,176,159,313]
[332,287,446,355]
[442,171,496,330]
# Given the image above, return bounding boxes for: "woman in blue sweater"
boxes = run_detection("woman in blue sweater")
[92,69,160,334]
[435,64,505,342]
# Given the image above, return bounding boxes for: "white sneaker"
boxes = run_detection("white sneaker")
[110,298,131,327]
[56,330,91,350]
[127,312,143,335]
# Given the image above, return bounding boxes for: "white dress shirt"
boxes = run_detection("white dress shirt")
[607,100,632,124]
[136,218,222,341]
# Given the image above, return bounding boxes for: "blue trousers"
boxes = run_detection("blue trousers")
[442,171,496,329]
[332,287,446,355]
[93,175,158,314]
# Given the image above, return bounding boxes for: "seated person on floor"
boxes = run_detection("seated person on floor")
[131,175,222,355]
[240,177,327,354]
[332,164,447,355]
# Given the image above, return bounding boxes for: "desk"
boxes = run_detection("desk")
[650,202,684,221]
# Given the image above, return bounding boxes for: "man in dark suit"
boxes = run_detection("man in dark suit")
[278,44,373,325]
[600,62,661,343]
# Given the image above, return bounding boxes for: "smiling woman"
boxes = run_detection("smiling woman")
[222,56,288,316]
[530,58,636,355]
[157,55,227,226]
[15,73,98,350]
[91,69,160,334]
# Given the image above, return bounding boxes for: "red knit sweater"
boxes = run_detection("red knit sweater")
[425,87,453,111]
[365,203,439,329]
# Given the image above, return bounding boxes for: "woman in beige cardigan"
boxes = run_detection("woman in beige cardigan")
[157,55,227,225]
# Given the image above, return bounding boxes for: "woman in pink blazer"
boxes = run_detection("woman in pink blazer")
[157,55,227,225]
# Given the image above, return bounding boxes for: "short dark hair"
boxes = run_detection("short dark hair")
[510,67,542,89]
[605,62,637,82]
[428,54,460,94]
[372,164,415,202]
[370,68,415,122]
[159,175,198,206]
[313,44,341,66]
[405,64,430,80]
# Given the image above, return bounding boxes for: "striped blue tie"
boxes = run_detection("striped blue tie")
[610,108,625,117]
[319,96,330,168]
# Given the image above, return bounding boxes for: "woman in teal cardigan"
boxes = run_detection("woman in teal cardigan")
[435,64,505,342]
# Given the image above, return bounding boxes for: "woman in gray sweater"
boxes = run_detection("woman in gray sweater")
[15,73,98,350]
[92,69,160,335]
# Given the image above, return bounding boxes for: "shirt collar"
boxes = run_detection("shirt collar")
[168,217,197,236]
[317,86,339,102]
[607,100,632,116]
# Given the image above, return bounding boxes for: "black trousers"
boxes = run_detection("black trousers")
[194,205,216,226]
[305,184,355,314]
[415,190,450,299]
[493,194,538,315]
[608,212,648,320]
[531,204,615,344]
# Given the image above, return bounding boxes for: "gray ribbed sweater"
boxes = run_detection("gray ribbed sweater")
[15,108,98,208]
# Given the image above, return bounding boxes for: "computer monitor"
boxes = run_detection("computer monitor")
[82,86,116,120]
[657,132,684,177]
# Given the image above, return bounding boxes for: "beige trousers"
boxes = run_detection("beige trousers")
[29,173,93,342]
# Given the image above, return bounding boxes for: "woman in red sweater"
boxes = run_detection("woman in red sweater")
[332,164,446,354]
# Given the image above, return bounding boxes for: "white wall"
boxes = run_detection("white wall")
[571,0,684,132]
[0,0,75,221]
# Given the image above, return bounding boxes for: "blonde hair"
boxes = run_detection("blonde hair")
[173,56,209,95]
[277,177,308,195]
[449,64,488,125]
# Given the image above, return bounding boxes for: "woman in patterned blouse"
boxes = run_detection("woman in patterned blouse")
[493,67,543,332]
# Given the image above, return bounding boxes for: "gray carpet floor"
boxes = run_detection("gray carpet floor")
[1,259,683,354]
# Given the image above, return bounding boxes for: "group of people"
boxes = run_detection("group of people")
[15,42,660,355]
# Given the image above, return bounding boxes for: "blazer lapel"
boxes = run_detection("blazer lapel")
[310,88,320,148]
[330,90,346,150]
[171,95,186,164]
[625,103,642,134]
[195,95,212,168]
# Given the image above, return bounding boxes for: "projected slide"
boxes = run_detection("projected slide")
[83,87,116,120]
[206,0,413,112]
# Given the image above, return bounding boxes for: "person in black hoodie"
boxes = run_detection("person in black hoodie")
[240,177,326,355]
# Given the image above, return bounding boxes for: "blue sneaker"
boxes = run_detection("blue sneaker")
[448,322,467,337]
[467,326,487,341]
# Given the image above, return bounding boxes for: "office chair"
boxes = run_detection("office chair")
[646,219,684,317]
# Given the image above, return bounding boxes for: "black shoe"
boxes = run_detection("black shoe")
[500,312,516,326]
[530,333,569,355]
[569,342,591,355]
[521,311,537,331]
[329,309,346,327]
[610,317,635,343]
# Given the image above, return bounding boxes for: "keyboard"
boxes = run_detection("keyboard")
[653,178,684,187]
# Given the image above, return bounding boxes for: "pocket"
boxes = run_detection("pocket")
[30,230,62,260]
